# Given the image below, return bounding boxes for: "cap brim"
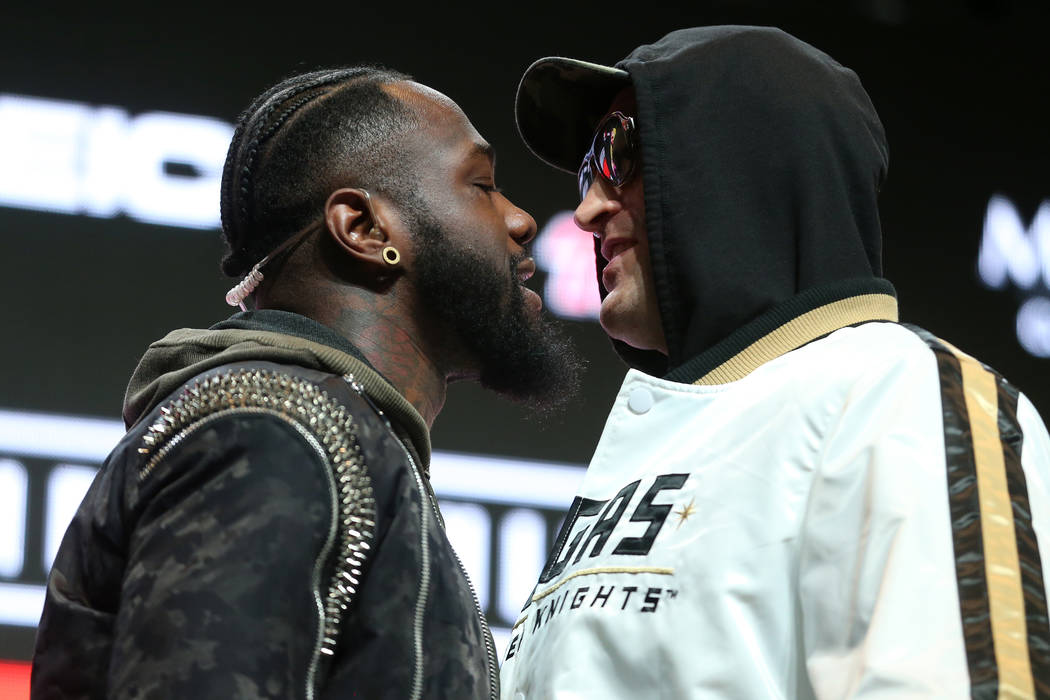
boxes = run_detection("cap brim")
[515,57,630,175]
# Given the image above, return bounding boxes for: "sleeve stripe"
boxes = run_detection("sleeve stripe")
[997,378,1050,697]
[956,347,1036,699]
[913,326,1049,699]
[932,339,1000,696]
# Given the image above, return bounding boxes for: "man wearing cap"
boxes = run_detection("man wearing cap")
[500,25,1050,697]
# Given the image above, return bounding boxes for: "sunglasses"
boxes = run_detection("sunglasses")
[577,111,638,200]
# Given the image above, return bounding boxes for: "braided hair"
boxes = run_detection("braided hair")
[219,64,418,278]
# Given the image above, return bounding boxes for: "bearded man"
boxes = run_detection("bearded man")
[31,64,581,700]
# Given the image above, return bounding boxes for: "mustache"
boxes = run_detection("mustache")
[509,250,531,271]
[508,248,536,284]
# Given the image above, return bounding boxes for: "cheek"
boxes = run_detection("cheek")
[623,175,646,217]
[622,243,652,284]
[624,247,660,318]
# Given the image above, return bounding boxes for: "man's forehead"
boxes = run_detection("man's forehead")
[388,80,455,111]
[388,81,487,144]
[381,82,495,175]
[386,80,469,129]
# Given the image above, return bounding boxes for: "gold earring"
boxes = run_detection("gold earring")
[382,246,401,266]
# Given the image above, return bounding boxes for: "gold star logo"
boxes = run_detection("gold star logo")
[673,498,697,528]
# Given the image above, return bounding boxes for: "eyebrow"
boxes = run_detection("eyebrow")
[469,142,496,166]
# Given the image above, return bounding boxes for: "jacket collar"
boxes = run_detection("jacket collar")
[664,278,898,385]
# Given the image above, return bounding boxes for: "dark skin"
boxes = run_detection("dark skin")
[255,81,538,427]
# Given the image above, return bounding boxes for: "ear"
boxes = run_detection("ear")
[323,188,393,267]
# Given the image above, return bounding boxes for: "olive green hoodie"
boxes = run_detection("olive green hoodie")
[122,308,431,472]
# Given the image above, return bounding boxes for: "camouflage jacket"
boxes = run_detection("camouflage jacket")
[31,312,499,699]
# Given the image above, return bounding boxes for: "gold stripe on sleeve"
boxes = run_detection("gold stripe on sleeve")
[950,342,1036,699]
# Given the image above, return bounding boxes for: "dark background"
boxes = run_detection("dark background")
[0,0,1047,676]
[0,3,1046,484]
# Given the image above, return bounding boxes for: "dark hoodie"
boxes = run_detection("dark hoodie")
[520,26,896,380]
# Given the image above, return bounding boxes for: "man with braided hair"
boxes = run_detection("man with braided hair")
[31,64,581,699]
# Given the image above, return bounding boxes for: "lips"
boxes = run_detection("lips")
[515,258,542,314]
[516,257,536,283]
[601,237,635,263]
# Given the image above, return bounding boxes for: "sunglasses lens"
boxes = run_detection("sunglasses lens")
[578,157,595,200]
[609,116,637,185]
[594,114,635,187]
[578,112,636,199]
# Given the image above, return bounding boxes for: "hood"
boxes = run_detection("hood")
[516,26,892,377]
[122,309,431,469]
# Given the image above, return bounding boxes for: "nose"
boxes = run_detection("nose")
[507,199,538,247]
[573,179,620,238]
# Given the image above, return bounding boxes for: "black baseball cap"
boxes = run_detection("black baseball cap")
[514,56,630,175]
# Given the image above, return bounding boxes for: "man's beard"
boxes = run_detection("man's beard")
[410,213,584,415]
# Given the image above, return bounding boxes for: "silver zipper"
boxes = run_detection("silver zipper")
[138,369,375,700]
[342,374,498,700]
[450,544,499,699]
[342,374,428,699]
[403,437,433,700]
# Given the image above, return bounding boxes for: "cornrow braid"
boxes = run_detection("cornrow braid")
[220,71,349,271]
[219,64,416,278]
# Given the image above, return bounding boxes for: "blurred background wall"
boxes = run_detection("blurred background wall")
[0,1,1047,695]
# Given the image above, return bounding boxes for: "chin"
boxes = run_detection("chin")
[600,313,660,354]
[597,305,620,341]
[600,312,640,350]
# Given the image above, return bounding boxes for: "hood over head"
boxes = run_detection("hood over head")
[121,310,432,470]
[516,25,890,376]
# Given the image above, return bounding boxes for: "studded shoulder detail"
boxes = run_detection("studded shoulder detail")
[135,367,377,674]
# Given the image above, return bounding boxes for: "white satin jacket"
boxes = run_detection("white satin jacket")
[500,319,1050,699]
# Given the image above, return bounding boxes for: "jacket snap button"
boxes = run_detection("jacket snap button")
[628,387,654,414]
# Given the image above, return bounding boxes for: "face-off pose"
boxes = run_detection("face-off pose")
[500,26,1050,697]
[31,65,581,699]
